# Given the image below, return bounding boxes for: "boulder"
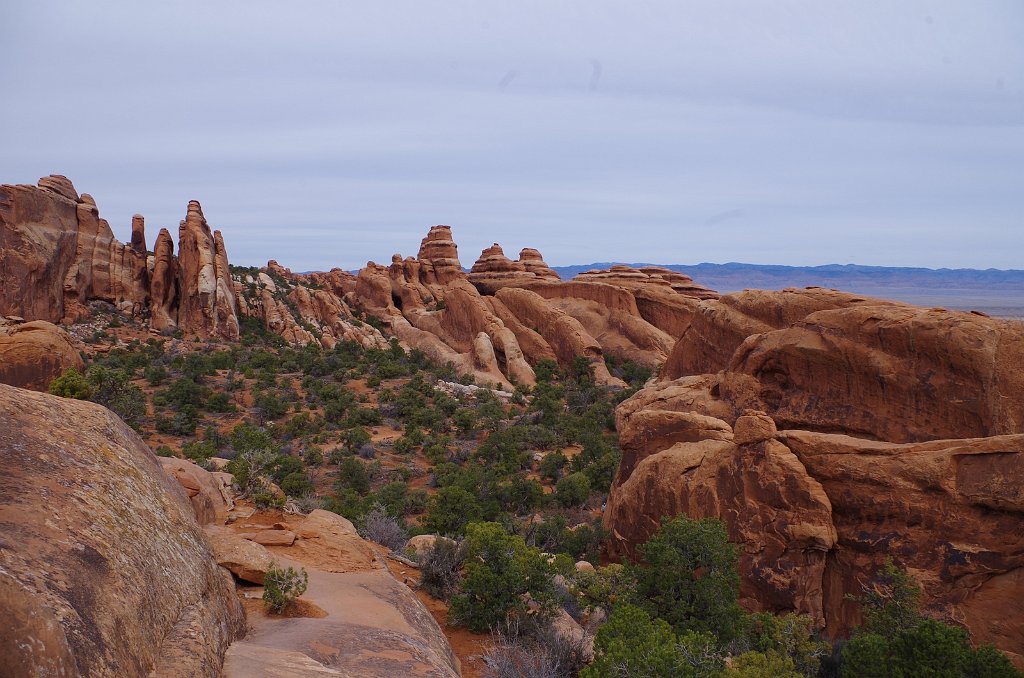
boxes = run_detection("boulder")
[206,526,276,584]
[0,383,244,677]
[0,317,83,391]
[242,529,297,547]
[159,456,233,525]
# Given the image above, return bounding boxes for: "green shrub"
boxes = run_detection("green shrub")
[743,612,830,677]
[335,457,371,495]
[49,368,92,399]
[839,561,1022,677]
[182,439,217,463]
[723,650,801,677]
[51,366,147,430]
[424,486,482,536]
[582,604,722,678]
[629,515,744,643]
[448,522,557,632]
[280,471,313,497]
[262,565,309,613]
[555,471,591,507]
[538,450,567,482]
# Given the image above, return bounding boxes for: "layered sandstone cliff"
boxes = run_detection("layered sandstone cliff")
[0,175,241,340]
[349,226,720,388]
[604,288,1024,664]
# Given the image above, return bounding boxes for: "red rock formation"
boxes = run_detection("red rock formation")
[233,262,389,350]
[518,247,560,281]
[130,214,147,254]
[494,286,623,387]
[605,294,1024,664]
[468,243,529,293]
[661,288,889,379]
[0,383,245,676]
[417,225,463,286]
[149,228,178,332]
[0,317,84,391]
[575,264,717,300]
[176,201,239,340]
[0,176,149,322]
[347,230,727,386]
[0,175,247,341]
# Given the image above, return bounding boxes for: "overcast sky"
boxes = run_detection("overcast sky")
[2,1,1022,270]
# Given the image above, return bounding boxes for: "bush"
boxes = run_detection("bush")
[484,617,590,678]
[341,426,371,454]
[335,457,371,495]
[449,522,557,633]
[743,613,830,677]
[418,538,465,601]
[263,565,309,613]
[555,472,591,507]
[538,451,567,482]
[424,486,482,536]
[359,504,409,552]
[582,604,722,678]
[629,515,743,643]
[723,651,801,677]
[839,561,1022,677]
[49,368,92,399]
[57,366,147,430]
[280,471,313,497]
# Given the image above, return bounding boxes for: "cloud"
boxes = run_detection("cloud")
[1,0,1022,270]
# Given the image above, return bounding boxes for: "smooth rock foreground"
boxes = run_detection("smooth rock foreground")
[0,383,245,677]
[604,289,1024,666]
[0,381,461,677]
[210,509,460,678]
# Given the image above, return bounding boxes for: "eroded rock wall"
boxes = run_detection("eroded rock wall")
[605,290,1024,664]
[0,175,241,340]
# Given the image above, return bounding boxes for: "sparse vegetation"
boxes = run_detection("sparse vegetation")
[59,310,1020,678]
[263,565,309,613]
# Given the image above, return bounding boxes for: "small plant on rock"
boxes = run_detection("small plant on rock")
[263,564,309,613]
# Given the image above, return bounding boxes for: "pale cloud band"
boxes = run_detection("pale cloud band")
[1,1,1022,270]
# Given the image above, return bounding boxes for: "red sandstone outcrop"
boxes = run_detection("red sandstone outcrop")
[575,264,717,300]
[0,175,243,340]
[604,293,1024,664]
[661,287,894,379]
[468,243,561,294]
[350,229,722,387]
[0,176,149,322]
[158,457,234,526]
[0,317,83,391]
[177,201,239,340]
[518,247,560,281]
[417,224,464,286]
[150,228,178,331]
[233,262,389,350]
[0,383,245,676]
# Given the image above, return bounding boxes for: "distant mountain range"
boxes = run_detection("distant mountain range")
[551,262,1024,318]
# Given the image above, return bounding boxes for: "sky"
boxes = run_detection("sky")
[2,1,1023,271]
